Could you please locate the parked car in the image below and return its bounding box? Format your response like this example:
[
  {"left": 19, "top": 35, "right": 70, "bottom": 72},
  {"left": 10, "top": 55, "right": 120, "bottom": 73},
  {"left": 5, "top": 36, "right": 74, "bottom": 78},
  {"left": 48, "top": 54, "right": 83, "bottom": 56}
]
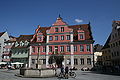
[
  {"left": 7, "top": 65, "right": 15, "bottom": 70},
  {"left": 81, "top": 67, "right": 89, "bottom": 71}
]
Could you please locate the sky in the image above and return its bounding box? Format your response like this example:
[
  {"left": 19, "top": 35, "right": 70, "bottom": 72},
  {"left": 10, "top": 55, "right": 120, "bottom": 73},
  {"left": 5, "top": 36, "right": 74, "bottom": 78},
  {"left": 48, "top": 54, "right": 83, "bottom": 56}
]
[{"left": 0, "top": 0, "right": 120, "bottom": 45}]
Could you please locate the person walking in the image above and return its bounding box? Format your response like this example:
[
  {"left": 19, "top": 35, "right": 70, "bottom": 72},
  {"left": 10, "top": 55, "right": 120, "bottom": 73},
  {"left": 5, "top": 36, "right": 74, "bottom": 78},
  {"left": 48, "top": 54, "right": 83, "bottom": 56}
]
[
  {"left": 61, "top": 65, "right": 64, "bottom": 74},
  {"left": 65, "top": 66, "right": 69, "bottom": 79}
]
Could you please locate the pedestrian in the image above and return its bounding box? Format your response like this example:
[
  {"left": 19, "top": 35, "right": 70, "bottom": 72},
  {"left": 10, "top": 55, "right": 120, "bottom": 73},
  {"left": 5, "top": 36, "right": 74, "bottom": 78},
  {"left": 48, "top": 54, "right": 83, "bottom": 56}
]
[
  {"left": 61, "top": 65, "right": 64, "bottom": 74},
  {"left": 65, "top": 66, "right": 69, "bottom": 79}
]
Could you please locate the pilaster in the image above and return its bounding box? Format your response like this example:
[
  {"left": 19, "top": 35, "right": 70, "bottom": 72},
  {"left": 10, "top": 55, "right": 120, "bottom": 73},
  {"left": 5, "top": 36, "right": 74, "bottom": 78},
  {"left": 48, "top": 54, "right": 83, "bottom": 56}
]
[
  {"left": 28, "top": 46, "right": 32, "bottom": 68},
  {"left": 70, "top": 44, "right": 74, "bottom": 68},
  {"left": 46, "top": 45, "right": 49, "bottom": 67}
]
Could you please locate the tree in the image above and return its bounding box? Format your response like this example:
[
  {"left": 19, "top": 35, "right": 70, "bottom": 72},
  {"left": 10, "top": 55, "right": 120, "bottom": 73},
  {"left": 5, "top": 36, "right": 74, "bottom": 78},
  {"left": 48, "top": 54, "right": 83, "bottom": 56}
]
[{"left": 48, "top": 51, "right": 64, "bottom": 68}]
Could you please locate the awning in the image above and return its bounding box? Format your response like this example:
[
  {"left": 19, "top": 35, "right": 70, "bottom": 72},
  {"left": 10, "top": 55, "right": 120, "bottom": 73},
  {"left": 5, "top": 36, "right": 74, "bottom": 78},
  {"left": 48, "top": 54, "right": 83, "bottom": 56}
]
[
  {"left": 11, "top": 62, "right": 24, "bottom": 64},
  {"left": 0, "top": 62, "right": 7, "bottom": 64}
]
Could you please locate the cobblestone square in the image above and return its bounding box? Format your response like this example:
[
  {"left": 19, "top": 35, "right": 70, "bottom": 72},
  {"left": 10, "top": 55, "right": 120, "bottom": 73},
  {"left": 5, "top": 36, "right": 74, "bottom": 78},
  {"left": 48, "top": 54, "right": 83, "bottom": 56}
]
[{"left": 0, "top": 69, "right": 120, "bottom": 80}]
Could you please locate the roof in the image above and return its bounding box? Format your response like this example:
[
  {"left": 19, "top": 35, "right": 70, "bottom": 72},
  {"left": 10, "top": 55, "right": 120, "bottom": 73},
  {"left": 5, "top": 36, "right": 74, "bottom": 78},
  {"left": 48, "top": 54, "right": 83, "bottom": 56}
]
[
  {"left": 102, "top": 34, "right": 111, "bottom": 50},
  {"left": 31, "top": 24, "right": 94, "bottom": 43},
  {"left": 5, "top": 40, "right": 16, "bottom": 43},
  {"left": 11, "top": 35, "right": 33, "bottom": 49},
  {"left": 16, "top": 35, "right": 33, "bottom": 42},
  {"left": 38, "top": 27, "right": 51, "bottom": 36},
  {"left": 9, "top": 35, "right": 16, "bottom": 38},
  {"left": 113, "top": 21, "right": 120, "bottom": 24},
  {"left": 31, "top": 17, "right": 94, "bottom": 43},
  {"left": 68, "top": 24, "right": 93, "bottom": 40},
  {"left": 0, "top": 32, "right": 5, "bottom": 37}
]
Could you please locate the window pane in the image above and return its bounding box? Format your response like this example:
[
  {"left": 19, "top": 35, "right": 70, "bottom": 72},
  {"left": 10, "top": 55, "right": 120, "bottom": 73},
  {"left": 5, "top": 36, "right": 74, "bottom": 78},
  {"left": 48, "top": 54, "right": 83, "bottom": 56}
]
[
  {"left": 67, "top": 46, "right": 70, "bottom": 52},
  {"left": 38, "top": 37, "right": 42, "bottom": 41},
  {"left": 87, "top": 45, "right": 91, "bottom": 52},
  {"left": 54, "top": 46, "right": 58, "bottom": 53},
  {"left": 80, "top": 58, "right": 84, "bottom": 65},
  {"left": 61, "top": 27, "right": 64, "bottom": 32},
  {"left": 60, "top": 46, "right": 64, "bottom": 52},
  {"left": 74, "top": 58, "right": 78, "bottom": 65},
  {"left": 80, "top": 45, "right": 84, "bottom": 52},
  {"left": 74, "top": 46, "right": 77, "bottom": 52},
  {"left": 55, "top": 36, "right": 58, "bottom": 40},
  {"left": 80, "top": 35, "right": 83, "bottom": 39},
  {"left": 61, "top": 36, "right": 64, "bottom": 40},
  {"left": 87, "top": 58, "right": 91, "bottom": 65},
  {"left": 55, "top": 28, "right": 59, "bottom": 32},
  {"left": 49, "top": 36, "right": 53, "bottom": 41},
  {"left": 66, "top": 35, "right": 70, "bottom": 40}
]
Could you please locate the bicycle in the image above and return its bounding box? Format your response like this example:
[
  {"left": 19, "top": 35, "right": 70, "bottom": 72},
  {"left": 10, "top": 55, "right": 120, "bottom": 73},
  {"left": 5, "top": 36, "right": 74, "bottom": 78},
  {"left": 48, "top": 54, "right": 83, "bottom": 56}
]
[
  {"left": 68, "top": 70, "right": 76, "bottom": 78},
  {"left": 58, "top": 70, "right": 76, "bottom": 79}
]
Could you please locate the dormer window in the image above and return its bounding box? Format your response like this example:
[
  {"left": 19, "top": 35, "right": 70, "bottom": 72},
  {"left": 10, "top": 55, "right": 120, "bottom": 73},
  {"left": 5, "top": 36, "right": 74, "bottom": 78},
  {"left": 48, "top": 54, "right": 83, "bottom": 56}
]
[
  {"left": 80, "top": 34, "right": 84, "bottom": 39},
  {"left": 37, "top": 34, "right": 43, "bottom": 42},
  {"left": 78, "top": 29, "right": 85, "bottom": 40},
  {"left": 15, "top": 42, "right": 19, "bottom": 47},
  {"left": 55, "top": 28, "right": 59, "bottom": 32},
  {"left": 38, "top": 36, "right": 42, "bottom": 41},
  {"left": 20, "top": 41, "right": 24, "bottom": 46},
  {"left": 25, "top": 41, "right": 29, "bottom": 45},
  {"left": 38, "top": 30, "right": 41, "bottom": 33}
]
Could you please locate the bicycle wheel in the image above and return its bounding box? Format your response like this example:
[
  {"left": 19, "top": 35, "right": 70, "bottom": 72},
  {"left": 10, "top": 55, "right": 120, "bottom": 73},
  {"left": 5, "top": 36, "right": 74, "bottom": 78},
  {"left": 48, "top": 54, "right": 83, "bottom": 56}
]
[
  {"left": 58, "top": 73, "right": 62, "bottom": 78},
  {"left": 58, "top": 73, "right": 64, "bottom": 78},
  {"left": 70, "top": 72, "right": 76, "bottom": 78}
]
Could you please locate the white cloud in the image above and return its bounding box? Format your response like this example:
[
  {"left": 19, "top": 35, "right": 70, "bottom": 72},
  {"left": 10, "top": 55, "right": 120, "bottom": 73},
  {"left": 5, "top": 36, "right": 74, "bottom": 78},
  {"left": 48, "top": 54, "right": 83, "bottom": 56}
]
[{"left": 75, "top": 19, "right": 83, "bottom": 23}]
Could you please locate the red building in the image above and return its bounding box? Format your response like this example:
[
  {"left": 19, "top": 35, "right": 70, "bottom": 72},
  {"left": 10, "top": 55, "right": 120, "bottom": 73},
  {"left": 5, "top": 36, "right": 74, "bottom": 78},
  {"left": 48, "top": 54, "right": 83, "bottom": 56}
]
[{"left": 29, "top": 16, "right": 94, "bottom": 69}]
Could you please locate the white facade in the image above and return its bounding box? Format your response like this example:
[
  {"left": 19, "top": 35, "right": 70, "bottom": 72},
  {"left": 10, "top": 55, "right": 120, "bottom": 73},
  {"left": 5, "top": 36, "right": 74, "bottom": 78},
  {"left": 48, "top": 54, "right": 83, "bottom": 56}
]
[{"left": 0, "top": 32, "right": 10, "bottom": 61}]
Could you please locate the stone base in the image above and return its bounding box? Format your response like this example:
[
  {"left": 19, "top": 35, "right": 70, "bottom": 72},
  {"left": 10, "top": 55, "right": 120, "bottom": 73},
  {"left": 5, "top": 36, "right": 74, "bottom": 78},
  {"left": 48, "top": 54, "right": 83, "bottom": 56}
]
[{"left": 20, "top": 68, "right": 56, "bottom": 78}]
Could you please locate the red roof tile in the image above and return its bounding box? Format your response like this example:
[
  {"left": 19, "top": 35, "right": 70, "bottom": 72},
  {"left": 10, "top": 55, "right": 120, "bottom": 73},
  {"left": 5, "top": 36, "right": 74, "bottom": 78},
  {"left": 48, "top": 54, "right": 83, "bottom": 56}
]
[
  {"left": 16, "top": 35, "right": 33, "bottom": 42},
  {"left": 68, "top": 24, "right": 93, "bottom": 40}
]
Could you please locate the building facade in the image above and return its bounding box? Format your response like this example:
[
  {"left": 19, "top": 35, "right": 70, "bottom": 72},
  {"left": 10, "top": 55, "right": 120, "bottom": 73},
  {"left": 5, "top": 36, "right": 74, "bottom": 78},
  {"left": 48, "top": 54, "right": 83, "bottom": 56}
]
[
  {"left": 11, "top": 35, "right": 33, "bottom": 68},
  {"left": 94, "top": 44, "right": 103, "bottom": 67},
  {"left": 2, "top": 36, "right": 16, "bottom": 63},
  {"left": 109, "top": 21, "right": 120, "bottom": 66},
  {"left": 102, "top": 21, "right": 120, "bottom": 67},
  {"left": 0, "top": 32, "right": 10, "bottom": 62},
  {"left": 29, "top": 16, "right": 94, "bottom": 69}
]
